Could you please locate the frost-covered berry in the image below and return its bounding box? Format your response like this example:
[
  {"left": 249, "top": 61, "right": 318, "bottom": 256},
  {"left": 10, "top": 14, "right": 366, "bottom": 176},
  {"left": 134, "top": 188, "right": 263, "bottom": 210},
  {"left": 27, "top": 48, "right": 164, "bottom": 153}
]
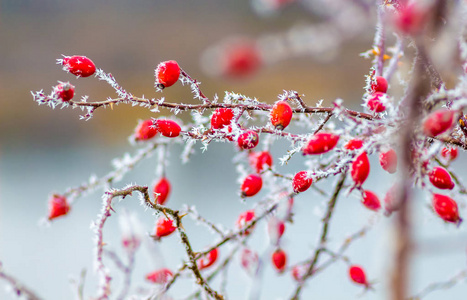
[
  {"left": 292, "top": 171, "right": 313, "bottom": 193},
  {"left": 155, "top": 60, "right": 180, "bottom": 88},
  {"left": 344, "top": 138, "right": 363, "bottom": 150},
  {"left": 155, "top": 119, "right": 181, "bottom": 138},
  {"left": 441, "top": 147, "right": 458, "bottom": 162},
  {"left": 351, "top": 152, "right": 370, "bottom": 186},
  {"left": 238, "top": 130, "right": 259, "bottom": 150},
  {"left": 361, "top": 190, "right": 381, "bottom": 211},
  {"left": 48, "top": 194, "right": 70, "bottom": 220},
  {"left": 153, "top": 177, "right": 171, "bottom": 205},
  {"left": 432, "top": 194, "right": 462, "bottom": 225},
  {"left": 292, "top": 264, "right": 308, "bottom": 282},
  {"left": 249, "top": 151, "right": 273, "bottom": 173},
  {"left": 379, "top": 148, "right": 398, "bottom": 174},
  {"left": 145, "top": 268, "right": 173, "bottom": 284},
  {"left": 267, "top": 217, "right": 285, "bottom": 245},
  {"left": 302, "top": 132, "right": 339, "bottom": 155},
  {"left": 384, "top": 184, "right": 402, "bottom": 216},
  {"left": 422, "top": 109, "right": 456, "bottom": 137},
  {"left": 236, "top": 210, "right": 256, "bottom": 235},
  {"left": 240, "top": 248, "right": 259, "bottom": 275},
  {"left": 222, "top": 42, "right": 261, "bottom": 78},
  {"left": 241, "top": 174, "right": 263, "bottom": 197},
  {"left": 349, "top": 265, "right": 371, "bottom": 289},
  {"left": 134, "top": 119, "right": 158, "bottom": 141},
  {"left": 367, "top": 92, "right": 386, "bottom": 113},
  {"left": 371, "top": 76, "right": 388, "bottom": 93},
  {"left": 270, "top": 101, "right": 293, "bottom": 130},
  {"left": 271, "top": 249, "right": 287, "bottom": 272},
  {"left": 154, "top": 217, "right": 176, "bottom": 239},
  {"left": 60, "top": 55, "right": 96, "bottom": 77},
  {"left": 211, "top": 108, "right": 234, "bottom": 130},
  {"left": 198, "top": 248, "right": 218, "bottom": 270},
  {"left": 429, "top": 167, "right": 455, "bottom": 190},
  {"left": 53, "top": 82, "right": 75, "bottom": 102}
]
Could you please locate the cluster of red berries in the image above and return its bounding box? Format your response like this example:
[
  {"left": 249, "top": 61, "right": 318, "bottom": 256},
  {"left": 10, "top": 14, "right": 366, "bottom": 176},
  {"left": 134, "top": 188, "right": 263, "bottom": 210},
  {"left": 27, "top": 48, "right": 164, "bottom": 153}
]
[{"left": 366, "top": 76, "right": 388, "bottom": 113}]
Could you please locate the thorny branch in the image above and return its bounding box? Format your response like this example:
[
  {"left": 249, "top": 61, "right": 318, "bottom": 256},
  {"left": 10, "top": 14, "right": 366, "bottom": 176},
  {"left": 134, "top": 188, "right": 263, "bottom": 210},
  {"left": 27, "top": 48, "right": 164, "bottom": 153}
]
[{"left": 0, "top": 265, "right": 43, "bottom": 300}]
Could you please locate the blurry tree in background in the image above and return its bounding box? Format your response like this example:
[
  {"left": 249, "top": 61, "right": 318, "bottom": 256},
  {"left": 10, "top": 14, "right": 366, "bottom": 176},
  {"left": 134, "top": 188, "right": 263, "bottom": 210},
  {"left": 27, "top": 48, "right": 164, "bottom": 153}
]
[{"left": 2, "top": 0, "right": 467, "bottom": 299}]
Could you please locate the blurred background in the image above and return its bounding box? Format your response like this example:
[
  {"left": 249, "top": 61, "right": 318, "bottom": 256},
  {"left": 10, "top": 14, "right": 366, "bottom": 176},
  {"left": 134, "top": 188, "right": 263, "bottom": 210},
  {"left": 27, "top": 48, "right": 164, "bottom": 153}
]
[{"left": 1, "top": 0, "right": 467, "bottom": 299}]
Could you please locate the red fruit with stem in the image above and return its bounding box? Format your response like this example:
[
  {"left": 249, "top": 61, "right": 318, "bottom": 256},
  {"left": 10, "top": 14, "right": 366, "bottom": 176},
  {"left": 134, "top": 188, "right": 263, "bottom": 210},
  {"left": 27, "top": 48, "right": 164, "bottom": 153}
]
[
  {"left": 292, "top": 171, "right": 313, "bottom": 193},
  {"left": 241, "top": 174, "right": 263, "bottom": 197},
  {"left": 429, "top": 167, "right": 455, "bottom": 190},
  {"left": 423, "top": 109, "right": 456, "bottom": 137},
  {"left": 238, "top": 130, "right": 259, "bottom": 150},
  {"left": 371, "top": 76, "right": 388, "bottom": 93},
  {"left": 362, "top": 190, "right": 381, "bottom": 211},
  {"left": 344, "top": 138, "right": 363, "bottom": 150},
  {"left": 155, "top": 60, "right": 180, "bottom": 88},
  {"left": 302, "top": 132, "right": 339, "bottom": 155},
  {"left": 379, "top": 148, "right": 398, "bottom": 174},
  {"left": 351, "top": 152, "right": 370, "bottom": 186},
  {"left": 53, "top": 82, "right": 75, "bottom": 102},
  {"left": 135, "top": 119, "right": 158, "bottom": 141},
  {"left": 441, "top": 147, "right": 458, "bottom": 161},
  {"left": 222, "top": 42, "right": 261, "bottom": 78},
  {"left": 155, "top": 119, "right": 181, "bottom": 138},
  {"left": 60, "top": 55, "right": 96, "bottom": 77},
  {"left": 271, "top": 249, "right": 287, "bottom": 272},
  {"left": 367, "top": 92, "right": 386, "bottom": 113},
  {"left": 267, "top": 217, "right": 285, "bottom": 244},
  {"left": 48, "top": 194, "right": 70, "bottom": 220},
  {"left": 145, "top": 268, "right": 173, "bottom": 284},
  {"left": 270, "top": 101, "right": 293, "bottom": 130},
  {"left": 395, "top": 3, "right": 427, "bottom": 35},
  {"left": 249, "top": 151, "right": 273, "bottom": 173},
  {"left": 153, "top": 177, "right": 171, "bottom": 205},
  {"left": 211, "top": 108, "right": 234, "bottom": 130},
  {"left": 236, "top": 210, "right": 256, "bottom": 235},
  {"left": 198, "top": 248, "right": 218, "bottom": 270},
  {"left": 240, "top": 248, "right": 259, "bottom": 275},
  {"left": 432, "top": 194, "right": 462, "bottom": 225},
  {"left": 349, "top": 265, "right": 371, "bottom": 288},
  {"left": 292, "top": 264, "right": 308, "bottom": 282},
  {"left": 154, "top": 217, "right": 176, "bottom": 239}
]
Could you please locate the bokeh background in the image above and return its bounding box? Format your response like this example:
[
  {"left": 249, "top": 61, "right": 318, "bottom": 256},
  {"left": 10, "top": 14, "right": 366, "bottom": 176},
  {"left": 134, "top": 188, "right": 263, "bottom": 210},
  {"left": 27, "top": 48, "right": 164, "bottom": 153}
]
[{"left": 1, "top": 1, "right": 467, "bottom": 299}]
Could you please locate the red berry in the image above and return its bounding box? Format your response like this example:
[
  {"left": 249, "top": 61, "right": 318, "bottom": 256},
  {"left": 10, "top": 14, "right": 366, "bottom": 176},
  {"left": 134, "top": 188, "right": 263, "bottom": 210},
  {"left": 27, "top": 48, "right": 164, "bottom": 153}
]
[
  {"left": 371, "top": 76, "right": 388, "bottom": 93},
  {"left": 292, "top": 171, "right": 313, "bottom": 193},
  {"left": 351, "top": 152, "right": 370, "bottom": 186},
  {"left": 379, "top": 148, "right": 398, "bottom": 174},
  {"left": 155, "top": 119, "right": 181, "bottom": 138},
  {"left": 367, "top": 92, "right": 386, "bottom": 113},
  {"left": 155, "top": 60, "right": 180, "bottom": 88},
  {"left": 236, "top": 210, "right": 256, "bottom": 235},
  {"left": 349, "top": 265, "right": 370, "bottom": 288},
  {"left": 270, "top": 101, "right": 293, "bottom": 130},
  {"left": 198, "top": 248, "right": 218, "bottom": 270},
  {"left": 302, "top": 132, "right": 339, "bottom": 155},
  {"left": 60, "top": 55, "right": 96, "bottom": 77},
  {"left": 237, "top": 130, "right": 259, "bottom": 150},
  {"left": 344, "top": 138, "right": 363, "bottom": 150},
  {"left": 154, "top": 217, "right": 176, "bottom": 239},
  {"left": 395, "top": 3, "right": 427, "bottom": 35},
  {"left": 48, "top": 194, "right": 70, "bottom": 220},
  {"left": 211, "top": 108, "right": 234, "bottom": 130},
  {"left": 153, "top": 177, "right": 171, "bottom": 205},
  {"left": 441, "top": 147, "right": 458, "bottom": 161},
  {"left": 241, "top": 174, "right": 263, "bottom": 197},
  {"left": 53, "top": 82, "right": 75, "bottom": 102},
  {"left": 292, "top": 264, "right": 308, "bottom": 282},
  {"left": 145, "top": 268, "right": 173, "bottom": 284},
  {"left": 361, "top": 190, "right": 381, "bottom": 211},
  {"left": 384, "top": 184, "right": 402, "bottom": 216},
  {"left": 423, "top": 109, "right": 456, "bottom": 137},
  {"left": 240, "top": 248, "right": 259, "bottom": 275},
  {"left": 267, "top": 217, "right": 285, "bottom": 244},
  {"left": 249, "top": 151, "right": 273, "bottom": 173},
  {"left": 134, "top": 119, "right": 158, "bottom": 141},
  {"left": 432, "top": 194, "right": 462, "bottom": 225},
  {"left": 429, "top": 167, "right": 455, "bottom": 190},
  {"left": 222, "top": 42, "right": 261, "bottom": 78},
  {"left": 271, "top": 249, "right": 287, "bottom": 272}
]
